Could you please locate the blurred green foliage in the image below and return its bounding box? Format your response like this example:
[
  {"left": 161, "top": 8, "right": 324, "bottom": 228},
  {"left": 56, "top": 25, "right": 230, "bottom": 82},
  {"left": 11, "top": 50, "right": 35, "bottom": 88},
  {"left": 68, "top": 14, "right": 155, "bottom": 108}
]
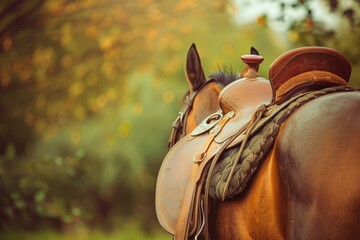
[
  {"left": 1, "top": 222, "right": 169, "bottom": 240},
  {"left": 1, "top": 0, "right": 360, "bottom": 238}
]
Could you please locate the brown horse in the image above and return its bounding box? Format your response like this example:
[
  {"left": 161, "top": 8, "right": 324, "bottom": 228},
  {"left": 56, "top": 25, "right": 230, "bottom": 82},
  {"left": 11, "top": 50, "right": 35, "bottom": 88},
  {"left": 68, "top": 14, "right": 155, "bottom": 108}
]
[{"left": 163, "top": 44, "right": 360, "bottom": 240}]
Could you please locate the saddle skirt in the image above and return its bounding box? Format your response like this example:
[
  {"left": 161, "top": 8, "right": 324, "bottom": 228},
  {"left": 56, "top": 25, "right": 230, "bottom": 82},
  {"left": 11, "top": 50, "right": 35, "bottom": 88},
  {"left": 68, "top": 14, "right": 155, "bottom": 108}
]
[{"left": 155, "top": 76, "right": 272, "bottom": 236}]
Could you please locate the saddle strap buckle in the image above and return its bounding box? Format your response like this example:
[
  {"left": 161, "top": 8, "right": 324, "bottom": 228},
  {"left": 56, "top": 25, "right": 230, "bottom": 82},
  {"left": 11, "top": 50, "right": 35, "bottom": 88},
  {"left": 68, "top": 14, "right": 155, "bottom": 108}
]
[
  {"left": 193, "top": 111, "right": 234, "bottom": 163},
  {"left": 191, "top": 111, "right": 223, "bottom": 137}
]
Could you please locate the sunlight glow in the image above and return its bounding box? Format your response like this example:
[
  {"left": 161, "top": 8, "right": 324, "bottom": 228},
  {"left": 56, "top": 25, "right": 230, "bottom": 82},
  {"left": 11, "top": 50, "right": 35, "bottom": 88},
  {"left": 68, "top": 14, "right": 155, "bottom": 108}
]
[{"left": 232, "top": 0, "right": 339, "bottom": 32}]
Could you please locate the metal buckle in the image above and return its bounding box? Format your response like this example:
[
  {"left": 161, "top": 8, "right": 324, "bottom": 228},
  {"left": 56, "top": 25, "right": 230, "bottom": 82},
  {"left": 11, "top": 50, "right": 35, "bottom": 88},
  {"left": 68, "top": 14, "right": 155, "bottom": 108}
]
[
  {"left": 178, "top": 111, "right": 185, "bottom": 123},
  {"left": 190, "top": 111, "right": 224, "bottom": 136}
]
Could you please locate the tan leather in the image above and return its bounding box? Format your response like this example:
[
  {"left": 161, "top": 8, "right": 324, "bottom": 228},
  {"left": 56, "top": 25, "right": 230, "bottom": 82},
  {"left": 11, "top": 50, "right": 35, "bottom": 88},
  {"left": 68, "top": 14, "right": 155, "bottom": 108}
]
[
  {"left": 155, "top": 76, "right": 272, "bottom": 238},
  {"left": 156, "top": 133, "right": 208, "bottom": 237},
  {"left": 274, "top": 70, "right": 349, "bottom": 102},
  {"left": 269, "top": 46, "right": 351, "bottom": 102}
]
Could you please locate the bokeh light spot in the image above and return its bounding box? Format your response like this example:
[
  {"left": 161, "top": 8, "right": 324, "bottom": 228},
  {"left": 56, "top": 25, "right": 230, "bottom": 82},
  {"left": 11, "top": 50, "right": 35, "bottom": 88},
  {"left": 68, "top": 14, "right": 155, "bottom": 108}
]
[
  {"left": 96, "top": 95, "right": 107, "bottom": 109},
  {"left": 71, "top": 131, "right": 81, "bottom": 144},
  {"left": 132, "top": 102, "right": 144, "bottom": 115},
  {"left": 69, "top": 82, "right": 84, "bottom": 96},
  {"left": 35, "top": 119, "right": 46, "bottom": 134},
  {"left": 106, "top": 88, "right": 117, "bottom": 101},
  {"left": 162, "top": 90, "right": 175, "bottom": 104},
  {"left": 118, "top": 121, "right": 132, "bottom": 137},
  {"left": 1, "top": 72, "right": 10, "bottom": 87},
  {"left": 24, "top": 113, "right": 34, "bottom": 126},
  {"left": 74, "top": 105, "right": 86, "bottom": 120},
  {"left": 2, "top": 36, "right": 12, "bottom": 51},
  {"left": 288, "top": 31, "right": 299, "bottom": 42}
]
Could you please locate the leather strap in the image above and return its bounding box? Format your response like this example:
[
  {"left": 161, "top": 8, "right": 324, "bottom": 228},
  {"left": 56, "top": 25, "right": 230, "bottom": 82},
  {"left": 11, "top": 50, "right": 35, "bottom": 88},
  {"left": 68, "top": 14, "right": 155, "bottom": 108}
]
[
  {"left": 173, "top": 111, "right": 234, "bottom": 240},
  {"left": 169, "top": 79, "right": 216, "bottom": 148}
]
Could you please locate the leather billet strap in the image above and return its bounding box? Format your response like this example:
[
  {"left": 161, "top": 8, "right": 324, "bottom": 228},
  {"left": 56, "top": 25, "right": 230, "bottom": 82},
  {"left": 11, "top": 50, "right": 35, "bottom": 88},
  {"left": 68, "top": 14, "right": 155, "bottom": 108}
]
[
  {"left": 168, "top": 79, "right": 216, "bottom": 148},
  {"left": 168, "top": 92, "right": 196, "bottom": 148}
]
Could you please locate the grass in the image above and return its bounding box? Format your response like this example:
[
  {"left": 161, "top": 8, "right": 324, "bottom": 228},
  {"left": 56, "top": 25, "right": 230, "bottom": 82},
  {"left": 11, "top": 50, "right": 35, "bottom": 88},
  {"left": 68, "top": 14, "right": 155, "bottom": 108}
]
[{"left": 0, "top": 223, "right": 170, "bottom": 240}]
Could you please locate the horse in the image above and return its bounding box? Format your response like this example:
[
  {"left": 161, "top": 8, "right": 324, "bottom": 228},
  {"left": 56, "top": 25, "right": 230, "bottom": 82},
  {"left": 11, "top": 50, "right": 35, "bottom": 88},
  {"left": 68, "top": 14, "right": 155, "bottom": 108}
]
[{"left": 157, "top": 43, "right": 360, "bottom": 240}]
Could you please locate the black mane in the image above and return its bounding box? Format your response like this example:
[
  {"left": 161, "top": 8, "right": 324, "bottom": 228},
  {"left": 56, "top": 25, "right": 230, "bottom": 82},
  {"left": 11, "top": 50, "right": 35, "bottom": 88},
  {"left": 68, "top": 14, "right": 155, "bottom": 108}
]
[
  {"left": 209, "top": 66, "right": 239, "bottom": 86},
  {"left": 182, "top": 66, "right": 239, "bottom": 100}
]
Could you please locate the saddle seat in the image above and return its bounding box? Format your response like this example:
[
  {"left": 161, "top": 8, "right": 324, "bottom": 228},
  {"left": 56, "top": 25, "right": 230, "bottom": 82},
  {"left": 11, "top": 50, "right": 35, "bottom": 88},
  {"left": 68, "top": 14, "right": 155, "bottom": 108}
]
[{"left": 211, "top": 77, "right": 272, "bottom": 143}]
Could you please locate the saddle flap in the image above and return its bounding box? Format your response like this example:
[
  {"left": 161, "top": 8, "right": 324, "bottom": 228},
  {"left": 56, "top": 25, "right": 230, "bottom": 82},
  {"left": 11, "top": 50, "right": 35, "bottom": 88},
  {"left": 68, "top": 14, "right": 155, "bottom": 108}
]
[
  {"left": 155, "top": 133, "right": 209, "bottom": 236},
  {"left": 214, "top": 77, "right": 272, "bottom": 143},
  {"left": 269, "top": 46, "right": 351, "bottom": 102}
]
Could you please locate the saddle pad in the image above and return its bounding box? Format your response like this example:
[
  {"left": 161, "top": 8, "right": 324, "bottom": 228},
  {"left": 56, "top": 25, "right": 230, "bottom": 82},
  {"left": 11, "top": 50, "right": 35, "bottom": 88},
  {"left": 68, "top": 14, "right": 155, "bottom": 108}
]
[{"left": 209, "top": 86, "right": 359, "bottom": 200}]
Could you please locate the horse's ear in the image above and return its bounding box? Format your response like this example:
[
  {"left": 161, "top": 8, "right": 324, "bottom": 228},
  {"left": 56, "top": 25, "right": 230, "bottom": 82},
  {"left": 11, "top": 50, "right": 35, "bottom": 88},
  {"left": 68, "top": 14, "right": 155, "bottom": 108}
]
[
  {"left": 250, "top": 46, "right": 260, "bottom": 55},
  {"left": 186, "top": 43, "right": 206, "bottom": 92}
]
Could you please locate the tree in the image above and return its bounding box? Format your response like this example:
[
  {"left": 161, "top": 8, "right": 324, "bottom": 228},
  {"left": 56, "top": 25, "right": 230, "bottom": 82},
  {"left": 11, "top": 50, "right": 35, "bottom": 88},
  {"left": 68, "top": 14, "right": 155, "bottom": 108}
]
[{"left": 1, "top": 0, "right": 255, "bottom": 232}]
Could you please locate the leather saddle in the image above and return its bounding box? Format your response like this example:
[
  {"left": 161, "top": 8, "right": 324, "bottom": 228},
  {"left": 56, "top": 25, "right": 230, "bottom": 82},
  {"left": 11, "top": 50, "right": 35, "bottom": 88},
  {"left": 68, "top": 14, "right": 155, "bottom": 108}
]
[
  {"left": 155, "top": 46, "right": 351, "bottom": 239},
  {"left": 156, "top": 59, "right": 273, "bottom": 238}
]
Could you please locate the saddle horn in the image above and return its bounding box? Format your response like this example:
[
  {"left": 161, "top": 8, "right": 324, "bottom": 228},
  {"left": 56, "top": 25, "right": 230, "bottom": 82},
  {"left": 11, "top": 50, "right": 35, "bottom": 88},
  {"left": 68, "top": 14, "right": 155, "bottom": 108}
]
[{"left": 240, "top": 47, "right": 264, "bottom": 78}]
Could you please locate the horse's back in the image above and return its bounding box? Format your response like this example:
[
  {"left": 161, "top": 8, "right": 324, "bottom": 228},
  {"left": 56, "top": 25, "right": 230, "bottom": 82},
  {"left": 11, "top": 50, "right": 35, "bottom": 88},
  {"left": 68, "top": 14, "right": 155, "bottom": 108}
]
[{"left": 276, "top": 91, "right": 360, "bottom": 239}]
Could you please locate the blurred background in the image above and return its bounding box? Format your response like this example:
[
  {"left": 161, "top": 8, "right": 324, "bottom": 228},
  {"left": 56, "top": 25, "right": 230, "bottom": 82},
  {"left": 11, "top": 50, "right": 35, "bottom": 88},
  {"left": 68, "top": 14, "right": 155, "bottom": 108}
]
[{"left": 1, "top": 0, "right": 360, "bottom": 239}]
